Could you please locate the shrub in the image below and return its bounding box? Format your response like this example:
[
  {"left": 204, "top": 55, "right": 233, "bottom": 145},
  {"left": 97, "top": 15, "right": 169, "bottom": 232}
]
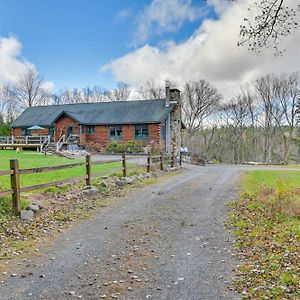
[
  {"left": 147, "top": 141, "right": 162, "bottom": 155},
  {"left": 106, "top": 141, "right": 144, "bottom": 154},
  {"left": 85, "top": 142, "right": 102, "bottom": 153}
]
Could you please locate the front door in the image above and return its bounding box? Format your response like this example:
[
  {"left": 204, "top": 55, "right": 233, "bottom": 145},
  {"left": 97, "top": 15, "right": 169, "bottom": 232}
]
[
  {"left": 48, "top": 127, "right": 55, "bottom": 141},
  {"left": 67, "top": 126, "right": 74, "bottom": 137}
]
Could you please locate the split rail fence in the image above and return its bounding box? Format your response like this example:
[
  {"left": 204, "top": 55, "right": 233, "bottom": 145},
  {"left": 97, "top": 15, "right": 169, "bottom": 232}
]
[{"left": 0, "top": 153, "right": 182, "bottom": 216}]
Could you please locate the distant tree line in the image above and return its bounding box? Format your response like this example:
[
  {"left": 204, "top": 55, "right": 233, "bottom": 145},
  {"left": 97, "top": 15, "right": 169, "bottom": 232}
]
[
  {"left": 0, "top": 67, "right": 300, "bottom": 164},
  {"left": 186, "top": 72, "right": 300, "bottom": 164}
]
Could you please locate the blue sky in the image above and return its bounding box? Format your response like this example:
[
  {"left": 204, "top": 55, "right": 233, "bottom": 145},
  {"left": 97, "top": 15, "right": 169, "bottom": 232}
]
[
  {"left": 0, "top": 0, "right": 212, "bottom": 91},
  {"left": 2, "top": 0, "right": 297, "bottom": 97}
]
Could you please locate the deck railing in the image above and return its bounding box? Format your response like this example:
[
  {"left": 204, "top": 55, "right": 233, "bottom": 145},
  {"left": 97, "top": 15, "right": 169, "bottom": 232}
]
[
  {"left": 56, "top": 135, "right": 65, "bottom": 152},
  {"left": 0, "top": 135, "right": 50, "bottom": 145}
]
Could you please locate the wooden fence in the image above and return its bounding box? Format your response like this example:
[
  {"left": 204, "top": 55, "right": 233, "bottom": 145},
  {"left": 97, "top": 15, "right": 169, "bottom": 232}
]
[{"left": 0, "top": 153, "right": 182, "bottom": 216}]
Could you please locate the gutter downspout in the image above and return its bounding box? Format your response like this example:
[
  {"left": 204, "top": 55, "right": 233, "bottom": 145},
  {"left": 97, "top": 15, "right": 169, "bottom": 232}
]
[{"left": 166, "top": 113, "right": 171, "bottom": 154}]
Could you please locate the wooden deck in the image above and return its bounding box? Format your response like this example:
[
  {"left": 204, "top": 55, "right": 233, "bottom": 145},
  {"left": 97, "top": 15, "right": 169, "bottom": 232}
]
[
  {"left": 0, "top": 144, "right": 42, "bottom": 149},
  {"left": 0, "top": 135, "right": 51, "bottom": 151}
]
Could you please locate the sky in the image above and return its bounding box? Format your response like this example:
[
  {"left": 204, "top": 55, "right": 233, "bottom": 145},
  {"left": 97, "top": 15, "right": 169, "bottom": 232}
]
[{"left": 0, "top": 0, "right": 300, "bottom": 97}]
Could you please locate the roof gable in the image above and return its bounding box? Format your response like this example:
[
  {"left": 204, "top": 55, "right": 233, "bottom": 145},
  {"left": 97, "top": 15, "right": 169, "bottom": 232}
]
[{"left": 10, "top": 99, "right": 177, "bottom": 128}]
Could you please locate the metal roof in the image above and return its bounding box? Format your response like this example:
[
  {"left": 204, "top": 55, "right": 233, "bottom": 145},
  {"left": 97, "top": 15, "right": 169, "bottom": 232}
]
[{"left": 10, "top": 99, "right": 176, "bottom": 128}]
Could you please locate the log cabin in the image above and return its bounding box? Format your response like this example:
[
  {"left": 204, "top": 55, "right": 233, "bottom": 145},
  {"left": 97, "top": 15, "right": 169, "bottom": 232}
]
[{"left": 9, "top": 86, "right": 183, "bottom": 154}]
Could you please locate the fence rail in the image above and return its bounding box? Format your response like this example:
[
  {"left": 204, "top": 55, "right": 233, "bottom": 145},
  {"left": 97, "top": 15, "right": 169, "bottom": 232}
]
[{"left": 0, "top": 153, "right": 182, "bottom": 216}]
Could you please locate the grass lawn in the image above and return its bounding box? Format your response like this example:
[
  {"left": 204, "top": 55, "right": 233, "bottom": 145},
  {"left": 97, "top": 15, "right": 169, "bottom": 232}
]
[
  {"left": 0, "top": 150, "right": 123, "bottom": 192},
  {"left": 230, "top": 170, "right": 300, "bottom": 299}
]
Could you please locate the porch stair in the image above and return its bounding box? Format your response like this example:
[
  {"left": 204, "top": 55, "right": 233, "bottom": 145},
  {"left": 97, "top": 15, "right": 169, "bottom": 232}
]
[{"left": 44, "top": 142, "right": 73, "bottom": 159}]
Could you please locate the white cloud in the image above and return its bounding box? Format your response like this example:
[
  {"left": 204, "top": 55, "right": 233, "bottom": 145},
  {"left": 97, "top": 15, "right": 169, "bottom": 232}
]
[
  {"left": 134, "top": 0, "right": 206, "bottom": 45},
  {"left": 0, "top": 36, "right": 34, "bottom": 86},
  {"left": 0, "top": 36, "right": 54, "bottom": 91},
  {"left": 103, "top": 0, "right": 300, "bottom": 99}
]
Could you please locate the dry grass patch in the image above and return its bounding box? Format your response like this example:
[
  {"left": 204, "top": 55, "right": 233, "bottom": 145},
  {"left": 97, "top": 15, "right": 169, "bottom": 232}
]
[{"left": 229, "top": 170, "right": 300, "bottom": 299}]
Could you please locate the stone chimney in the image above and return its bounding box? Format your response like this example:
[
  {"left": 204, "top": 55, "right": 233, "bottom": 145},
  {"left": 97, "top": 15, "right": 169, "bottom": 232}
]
[
  {"left": 165, "top": 82, "right": 170, "bottom": 107},
  {"left": 170, "top": 88, "right": 181, "bottom": 103}
]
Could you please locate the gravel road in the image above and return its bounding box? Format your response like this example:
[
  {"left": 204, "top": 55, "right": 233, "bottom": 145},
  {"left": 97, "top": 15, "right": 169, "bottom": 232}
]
[{"left": 1, "top": 164, "right": 291, "bottom": 300}]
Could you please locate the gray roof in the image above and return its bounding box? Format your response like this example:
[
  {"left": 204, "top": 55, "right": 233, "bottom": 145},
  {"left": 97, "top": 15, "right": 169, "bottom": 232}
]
[{"left": 10, "top": 99, "right": 176, "bottom": 128}]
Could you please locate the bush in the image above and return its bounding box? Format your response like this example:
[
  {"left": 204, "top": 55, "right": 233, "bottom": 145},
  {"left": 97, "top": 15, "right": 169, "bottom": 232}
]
[
  {"left": 84, "top": 142, "right": 102, "bottom": 153},
  {"left": 147, "top": 141, "right": 162, "bottom": 155},
  {"left": 106, "top": 141, "right": 144, "bottom": 154}
]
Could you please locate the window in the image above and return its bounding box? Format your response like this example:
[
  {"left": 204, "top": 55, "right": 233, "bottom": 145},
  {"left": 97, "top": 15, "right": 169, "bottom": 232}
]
[
  {"left": 134, "top": 124, "right": 149, "bottom": 140},
  {"left": 109, "top": 125, "right": 122, "bottom": 140},
  {"left": 86, "top": 126, "right": 95, "bottom": 134}
]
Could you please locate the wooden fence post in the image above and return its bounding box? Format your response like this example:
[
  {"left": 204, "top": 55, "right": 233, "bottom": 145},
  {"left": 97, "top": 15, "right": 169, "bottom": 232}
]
[
  {"left": 122, "top": 153, "right": 127, "bottom": 177},
  {"left": 86, "top": 155, "right": 91, "bottom": 186},
  {"left": 171, "top": 152, "right": 175, "bottom": 168},
  {"left": 147, "top": 152, "right": 151, "bottom": 173},
  {"left": 10, "top": 159, "right": 21, "bottom": 216},
  {"left": 160, "top": 152, "right": 163, "bottom": 171}
]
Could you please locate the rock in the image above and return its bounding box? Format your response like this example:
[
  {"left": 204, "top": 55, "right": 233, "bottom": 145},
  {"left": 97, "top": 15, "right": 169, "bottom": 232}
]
[
  {"left": 11, "top": 273, "right": 18, "bottom": 277},
  {"left": 35, "top": 201, "right": 45, "bottom": 209},
  {"left": 144, "top": 173, "right": 151, "bottom": 178},
  {"left": 99, "top": 181, "right": 108, "bottom": 188},
  {"left": 115, "top": 179, "right": 125, "bottom": 187},
  {"left": 20, "top": 210, "right": 34, "bottom": 221},
  {"left": 28, "top": 204, "right": 40, "bottom": 213},
  {"left": 123, "top": 177, "right": 134, "bottom": 185},
  {"left": 82, "top": 186, "right": 99, "bottom": 195}
]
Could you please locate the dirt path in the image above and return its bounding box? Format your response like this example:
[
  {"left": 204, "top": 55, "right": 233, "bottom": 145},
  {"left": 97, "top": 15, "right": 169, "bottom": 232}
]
[{"left": 0, "top": 165, "right": 243, "bottom": 300}]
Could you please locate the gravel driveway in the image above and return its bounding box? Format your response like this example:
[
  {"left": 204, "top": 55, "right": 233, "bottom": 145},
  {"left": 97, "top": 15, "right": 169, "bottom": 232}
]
[{"left": 1, "top": 164, "right": 290, "bottom": 300}]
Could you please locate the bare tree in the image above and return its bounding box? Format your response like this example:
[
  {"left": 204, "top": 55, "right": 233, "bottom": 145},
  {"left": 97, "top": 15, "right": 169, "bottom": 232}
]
[
  {"left": 239, "top": 0, "right": 299, "bottom": 54},
  {"left": 92, "top": 85, "right": 109, "bottom": 102},
  {"left": 182, "top": 80, "right": 221, "bottom": 135},
  {"left": 222, "top": 94, "right": 251, "bottom": 163},
  {"left": 138, "top": 79, "right": 178, "bottom": 100},
  {"left": 255, "top": 74, "right": 277, "bottom": 163},
  {"left": 273, "top": 72, "right": 300, "bottom": 163},
  {"left": 0, "top": 85, "right": 17, "bottom": 123},
  {"left": 138, "top": 80, "right": 165, "bottom": 99},
  {"left": 105, "top": 82, "right": 131, "bottom": 101},
  {"left": 15, "top": 69, "right": 47, "bottom": 109}
]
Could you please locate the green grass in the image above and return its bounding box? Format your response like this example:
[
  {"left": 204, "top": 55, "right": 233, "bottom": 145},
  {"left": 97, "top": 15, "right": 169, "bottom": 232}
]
[
  {"left": 241, "top": 170, "right": 300, "bottom": 194},
  {"left": 229, "top": 170, "right": 300, "bottom": 299},
  {"left": 0, "top": 150, "right": 122, "bottom": 192}
]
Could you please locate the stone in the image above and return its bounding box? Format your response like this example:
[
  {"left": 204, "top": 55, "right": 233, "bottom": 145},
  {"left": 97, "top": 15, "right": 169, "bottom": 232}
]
[
  {"left": 115, "top": 179, "right": 125, "bottom": 187},
  {"left": 99, "top": 181, "right": 108, "bottom": 188},
  {"left": 20, "top": 210, "right": 34, "bottom": 221},
  {"left": 35, "top": 201, "right": 45, "bottom": 209},
  {"left": 28, "top": 204, "right": 40, "bottom": 213},
  {"left": 122, "top": 177, "right": 134, "bottom": 185},
  {"left": 82, "top": 186, "right": 99, "bottom": 195}
]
